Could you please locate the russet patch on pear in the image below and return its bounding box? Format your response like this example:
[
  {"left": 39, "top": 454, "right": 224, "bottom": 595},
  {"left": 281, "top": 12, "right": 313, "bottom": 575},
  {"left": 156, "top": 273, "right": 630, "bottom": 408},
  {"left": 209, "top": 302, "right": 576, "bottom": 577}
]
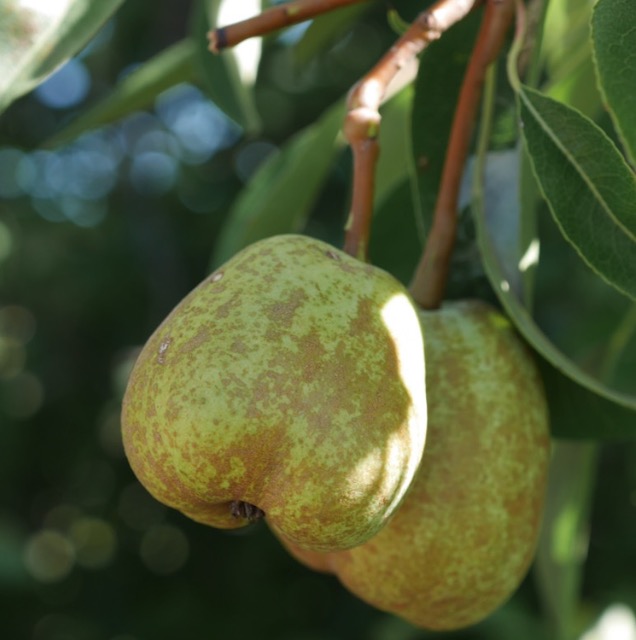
[
  {"left": 121, "top": 234, "right": 428, "bottom": 552},
  {"left": 280, "top": 300, "right": 551, "bottom": 629}
]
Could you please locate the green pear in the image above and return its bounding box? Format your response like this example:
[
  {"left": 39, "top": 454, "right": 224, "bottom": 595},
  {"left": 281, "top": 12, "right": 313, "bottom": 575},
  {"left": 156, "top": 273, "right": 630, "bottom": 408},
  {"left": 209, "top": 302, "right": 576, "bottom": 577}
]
[
  {"left": 280, "top": 300, "right": 550, "bottom": 629},
  {"left": 121, "top": 234, "right": 427, "bottom": 552}
]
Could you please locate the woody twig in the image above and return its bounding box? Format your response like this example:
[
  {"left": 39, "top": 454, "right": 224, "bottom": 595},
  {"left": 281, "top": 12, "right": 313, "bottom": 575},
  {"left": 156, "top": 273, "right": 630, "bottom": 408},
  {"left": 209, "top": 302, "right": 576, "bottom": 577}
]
[
  {"left": 208, "top": 0, "right": 369, "bottom": 53},
  {"left": 342, "top": 0, "right": 482, "bottom": 260},
  {"left": 207, "top": 0, "right": 513, "bottom": 273},
  {"left": 408, "top": 0, "right": 515, "bottom": 309}
]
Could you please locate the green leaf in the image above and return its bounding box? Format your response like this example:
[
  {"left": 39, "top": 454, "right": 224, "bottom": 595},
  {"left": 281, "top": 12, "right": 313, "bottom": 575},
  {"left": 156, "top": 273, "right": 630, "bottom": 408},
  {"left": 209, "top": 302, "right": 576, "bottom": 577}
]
[
  {"left": 190, "top": 0, "right": 261, "bottom": 133},
  {"left": 472, "top": 147, "right": 636, "bottom": 438},
  {"left": 0, "top": 0, "right": 124, "bottom": 116},
  {"left": 601, "top": 303, "right": 636, "bottom": 391},
  {"left": 592, "top": 0, "right": 636, "bottom": 165},
  {"left": 369, "top": 178, "right": 421, "bottom": 286},
  {"left": 411, "top": 10, "right": 482, "bottom": 236},
  {"left": 292, "top": 3, "right": 369, "bottom": 66},
  {"left": 540, "top": 0, "right": 602, "bottom": 119},
  {"left": 211, "top": 99, "right": 345, "bottom": 266},
  {"left": 519, "top": 86, "right": 636, "bottom": 301},
  {"left": 46, "top": 39, "right": 197, "bottom": 148},
  {"left": 534, "top": 442, "right": 598, "bottom": 640},
  {"left": 537, "top": 358, "right": 636, "bottom": 439},
  {"left": 476, "top": 54, "right": 636, "bottom": 438},
  {"left": 374, "top": 86, "right": 414, "bottom": 209}
]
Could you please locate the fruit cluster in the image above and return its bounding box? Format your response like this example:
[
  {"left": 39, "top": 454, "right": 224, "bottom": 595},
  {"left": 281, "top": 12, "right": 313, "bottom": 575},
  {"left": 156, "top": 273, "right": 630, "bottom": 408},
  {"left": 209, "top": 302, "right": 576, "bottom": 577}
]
[{"left": 121, "top": 234, "right": 550, "bottom": 631}]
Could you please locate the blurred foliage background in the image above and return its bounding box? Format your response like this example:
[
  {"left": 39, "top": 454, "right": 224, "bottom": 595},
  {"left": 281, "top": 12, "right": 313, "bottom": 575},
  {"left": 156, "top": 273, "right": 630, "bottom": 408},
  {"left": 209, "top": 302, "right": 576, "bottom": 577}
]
[{"left": 0, "top": 1, "right": 635, "bottom": 639}]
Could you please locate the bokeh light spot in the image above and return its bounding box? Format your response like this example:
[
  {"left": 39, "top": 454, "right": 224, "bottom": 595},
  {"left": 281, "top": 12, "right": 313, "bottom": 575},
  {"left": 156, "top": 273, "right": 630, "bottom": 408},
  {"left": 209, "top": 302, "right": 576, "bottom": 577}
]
[
  {"left": 0, "top": 336, "right": 26, "bottom": 379},
  {"left": 0, "top": 148, "right": 26, "bottom": 198},
  {"left": 69, "top": 517, "right": 117, "bottom": 570},
  {"left": 31, "top": 197, "right": 65, "bottom": 223},
  {"left": 134, "top": 129, "right": 181, "bottom": 158},
  {"left": 60, "top": 197, "right": 107, "bottom": 228},
  {"left": 24, "top": 530, "right": 74, "bottom": 583},
  {"left": 19, "top": 151, "right": 58, "bottom": 199},
  {"left": 44, "top": 504, "right": 82, "bottom": 532},
  {"left": 35, "top": 58, "right": 91, "bottom": 110},
  {"left": 233, "top": 141, "right": 278, "bottom": 183},
  {"left": 120, "top": 112, "right": 162, "bottom": 152},
  {"left": 66, "top": 150, "right": 118, "bottom": 200},
  {"left": 0, "top": 305, "right": 37, "bottom": 343},
  {"left": 139, "top": 524, "right": 189, "bottom": 575},
  {"left": 1, "top": 371, "right": 44, "bottom": 418},
  {"left": 156, "top": 84, "right": 241, "bottom": 164},
  {"left": 129, "top": 151, "right": 178, "bottom": 195}
]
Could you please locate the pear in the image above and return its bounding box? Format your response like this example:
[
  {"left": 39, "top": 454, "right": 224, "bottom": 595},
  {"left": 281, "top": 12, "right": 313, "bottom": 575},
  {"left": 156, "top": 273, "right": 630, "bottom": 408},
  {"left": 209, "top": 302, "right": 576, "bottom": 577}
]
[
  {"left": 121, "top": 234, "right": 427, "bottom": 552},
  {"left": 280, "top": 300, "right": 550, "bottom": 629}
]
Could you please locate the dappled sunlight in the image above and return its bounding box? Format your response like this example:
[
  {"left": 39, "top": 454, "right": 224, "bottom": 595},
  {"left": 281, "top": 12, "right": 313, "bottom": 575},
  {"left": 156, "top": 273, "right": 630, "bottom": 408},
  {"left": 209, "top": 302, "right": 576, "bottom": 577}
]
[
  {"left": 217, "top": 0, "right": 262, "bottom": 85},
  {"left": 581, "top": 604, "right": 636, "bottom": 640},
  {"left": 0, "top": 80, "right": 241, "bottom": 226},
  {"left": 368, "top": 291, "right": 428, "bottom": 512},
  {"left": 15, "top": 0, "right": 72, "bottom": 20},
  {"left": 380, "top": 292, "right": 427, "bottom": 426},
  {"left": 519, "top": 238, "right": 541, "bottom": 273},
  {"left": 346, "top": 427, "right": 421, "bottom": 517},
  {"left": 1, "top": 0, "right": 631, "bottom": 636},
  {"left": 380, "top": 293, "right": 426, "bottom": 394}
]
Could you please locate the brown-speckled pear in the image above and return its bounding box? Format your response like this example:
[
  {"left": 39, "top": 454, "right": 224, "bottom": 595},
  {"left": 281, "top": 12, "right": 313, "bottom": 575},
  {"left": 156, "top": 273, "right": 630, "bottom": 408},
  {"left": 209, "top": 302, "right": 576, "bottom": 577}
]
[
  {"left": 281, "top": 300, "right": 550, "bottom": 629},
  {"left": 121, "top": 234, "right": 427, "bottom": 553}
]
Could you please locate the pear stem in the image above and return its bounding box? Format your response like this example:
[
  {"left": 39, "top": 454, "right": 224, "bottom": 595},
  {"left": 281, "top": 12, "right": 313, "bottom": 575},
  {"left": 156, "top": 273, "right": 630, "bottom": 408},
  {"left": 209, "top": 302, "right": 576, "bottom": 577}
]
[
  {"left": 341, "top": 0, "right": 482, "bottom": 261},
  {"left": 408, "top": 0, "right": 515, "bottom": 310},
  {"left": 207, "top": 0, "right": 369, "bottom": 53}
]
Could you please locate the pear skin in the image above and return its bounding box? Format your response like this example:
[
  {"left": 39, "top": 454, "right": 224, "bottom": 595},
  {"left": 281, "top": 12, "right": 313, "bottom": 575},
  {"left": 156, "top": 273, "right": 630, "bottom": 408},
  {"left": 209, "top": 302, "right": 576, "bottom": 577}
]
[
  {"left": 281, "top": 300, "right": 550, "bottom": 628},
  {"left": 121, "top": 234, "right": 427, "bottom": 552}
]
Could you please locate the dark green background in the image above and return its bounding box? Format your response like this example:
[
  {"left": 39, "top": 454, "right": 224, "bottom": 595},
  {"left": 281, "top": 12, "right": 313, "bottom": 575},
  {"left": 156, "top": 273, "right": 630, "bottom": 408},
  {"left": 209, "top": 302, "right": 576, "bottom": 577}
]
[{"left": 1, "top": 1, "right": 635, "bottom": 639}]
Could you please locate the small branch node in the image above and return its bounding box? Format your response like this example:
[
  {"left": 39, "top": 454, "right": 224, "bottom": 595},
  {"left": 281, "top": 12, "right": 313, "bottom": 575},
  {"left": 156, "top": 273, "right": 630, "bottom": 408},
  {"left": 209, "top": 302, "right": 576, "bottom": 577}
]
[
  {"left": 409, "top": 0, "right": 515, "bottom": 309},
  {"left": 343, "top": 108, "right": 381, "bottom": 143},
  {"left": 207, "top": 0, "right": 369, "bottom": 52}
]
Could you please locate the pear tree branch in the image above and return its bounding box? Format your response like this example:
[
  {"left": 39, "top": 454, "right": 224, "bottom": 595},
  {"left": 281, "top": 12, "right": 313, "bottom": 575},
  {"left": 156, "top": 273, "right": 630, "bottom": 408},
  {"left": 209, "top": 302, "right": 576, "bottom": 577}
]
[
  {"left": 343, "top": 0, "right": 482, "bottom": 260},
  {"left": 408, "top": 0, "right": 516, "bottom": 309},
  {"left": 208, "top": 0, "right": 369, "bottom": 53}
]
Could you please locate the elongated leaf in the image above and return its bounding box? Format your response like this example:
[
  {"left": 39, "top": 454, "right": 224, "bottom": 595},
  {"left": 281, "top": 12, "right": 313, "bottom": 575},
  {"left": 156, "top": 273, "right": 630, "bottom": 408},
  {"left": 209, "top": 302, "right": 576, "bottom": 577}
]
[
  {"left": 473, "top": 65, "right": 636, "bottom": 438},
  {"left": 472, "top": 150, "right": 636, "bottom": 438},
  {"left": 292, "top": 3, "right": 368, "bottom": 66},
  {"left": 534, "top": 442, "right": 598, "bottom": 639},
  {"left": 537, "top": 357, "right": 636, "bottom": 439},
  {"left": 592, "top": 0, "right": 636, "bottom": 165},
  {"left": 190, "top": 0, "right": 261, "bottom": 133},
  {"left": 0, "top": 0, "right": 124, "bottom": 115},
  {"left": 411, "top": 10, "right": 482, "bottom": 235},
  {"left": 370, "top": 178, "right": 421, "bottom": 286},
  {"left": 541, "top": 0, "right": 602, "bottom": 119},
  {"left": 46, "top": 39, "right": 196, "bottom": 148},
  {"left": 374, "top": 86, "right": 414, "bottom": 209},
  {"left": 519, "top": 86, "right": 636, "bottom": 301},
  {"left": 211, "top": 100, "right": 345, "bottom": 266}
]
